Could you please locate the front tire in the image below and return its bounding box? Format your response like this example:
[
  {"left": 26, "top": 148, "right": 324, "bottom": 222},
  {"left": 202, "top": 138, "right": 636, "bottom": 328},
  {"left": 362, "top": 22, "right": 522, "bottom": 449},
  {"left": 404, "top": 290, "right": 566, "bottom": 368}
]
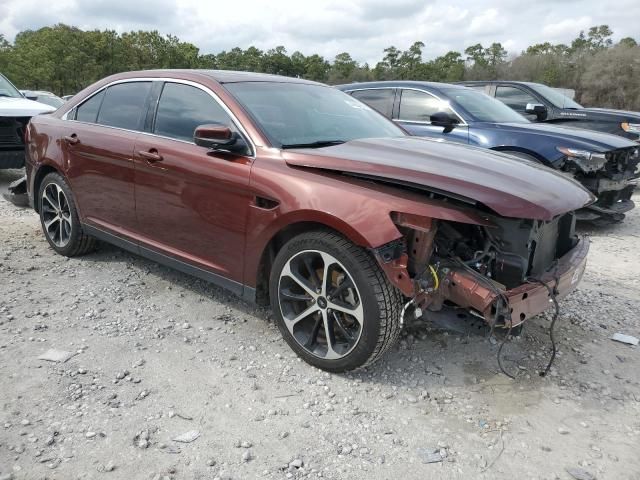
[
  {"left": 38, "top": 172, "right": 95, "bottom": 257},
  {"left": 269, "top": 230, "right": 403, "bottom": 372}
]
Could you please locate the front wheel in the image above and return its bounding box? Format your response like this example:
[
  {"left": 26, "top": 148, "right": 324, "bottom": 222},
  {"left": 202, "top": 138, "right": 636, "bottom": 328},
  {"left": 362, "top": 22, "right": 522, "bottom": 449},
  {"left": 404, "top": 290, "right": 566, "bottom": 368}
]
[
  {"left": 269, "top": 230, "right": 403, "bottom": 372},
  {"left": 38, "top": 172, "right": 95, "bottom": 257}
]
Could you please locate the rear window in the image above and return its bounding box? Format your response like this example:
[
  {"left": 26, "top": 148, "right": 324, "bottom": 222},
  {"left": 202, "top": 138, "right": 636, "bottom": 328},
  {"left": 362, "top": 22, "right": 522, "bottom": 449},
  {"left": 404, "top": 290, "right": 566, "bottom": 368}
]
[{"left": 96, "top": 82, "right": 151, "bottom": 131}]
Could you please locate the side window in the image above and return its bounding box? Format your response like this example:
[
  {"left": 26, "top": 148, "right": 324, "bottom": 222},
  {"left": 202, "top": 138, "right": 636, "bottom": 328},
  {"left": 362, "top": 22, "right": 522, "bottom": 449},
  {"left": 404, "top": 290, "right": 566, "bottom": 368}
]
[
  {"left": 75, "top": 89, "right": 106, "bottom": 123},
  {"left": 97, "top": 82, "right": 152, "bottom": 131},
  {"left": 350, "top": 89, "right": 395, "bottom": 117},
  {"left": 399, "top": 89, "right": 454, "bottom": 122},
  {"left": 495, "top": 86, "right": 539, "bottom": 113},
  {"left": 153, "top": 83, "right": 234, "bottom": 143}
]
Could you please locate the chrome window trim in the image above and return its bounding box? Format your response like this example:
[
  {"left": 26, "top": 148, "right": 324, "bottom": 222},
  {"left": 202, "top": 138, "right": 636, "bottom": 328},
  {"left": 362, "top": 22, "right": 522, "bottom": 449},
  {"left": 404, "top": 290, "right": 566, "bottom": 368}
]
[
  {"left": 343, "top": 86, "right": 468, "bottom": 126},
  {"left": 61, "top": 77, "right": 256, "bottom": 158}
]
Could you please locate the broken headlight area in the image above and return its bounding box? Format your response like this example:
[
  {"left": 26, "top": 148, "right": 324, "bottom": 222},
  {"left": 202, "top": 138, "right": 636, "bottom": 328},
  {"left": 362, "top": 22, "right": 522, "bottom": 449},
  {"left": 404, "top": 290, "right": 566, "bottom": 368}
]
[
  {"left": 382, "top": 211, "right": 587, "bottom": 330},
  {"left": 557, "top": 147, "right": 608, "bottom": 173},
  {"left": 561, "top": 146, "right": 639, "bottom": 222}
]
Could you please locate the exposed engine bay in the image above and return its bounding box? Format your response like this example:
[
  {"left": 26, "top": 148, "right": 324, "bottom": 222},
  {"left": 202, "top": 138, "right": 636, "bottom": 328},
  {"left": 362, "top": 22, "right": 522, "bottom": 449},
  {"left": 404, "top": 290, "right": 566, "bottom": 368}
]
[{"left": 382, "top": 209, "right": 587, "bottom": 331}]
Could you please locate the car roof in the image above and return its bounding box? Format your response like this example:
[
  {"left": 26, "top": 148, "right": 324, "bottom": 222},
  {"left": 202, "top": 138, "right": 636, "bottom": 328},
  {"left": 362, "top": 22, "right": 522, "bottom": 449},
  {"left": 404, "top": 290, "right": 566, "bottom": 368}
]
[
  {"left": 458, "top": 80, "right": 542, "bottom": 87},
  {"left": 110, "top": 69, "right": 322, "bottom": 85},
  {"left": 336, "top": 80, "right": 468, "bottom": 91}
]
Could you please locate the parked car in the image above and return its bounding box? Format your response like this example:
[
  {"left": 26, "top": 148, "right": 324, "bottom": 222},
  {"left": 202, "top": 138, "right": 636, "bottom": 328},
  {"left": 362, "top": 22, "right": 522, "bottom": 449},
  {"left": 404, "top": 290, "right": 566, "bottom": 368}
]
[
  {"left": 0, "top": 73, "right": 55, "bottom": 169},
  {"left": 337, "top": 81, "right": 640, "bottom": 224},
  {"left": 26, "top": 70, "right": 592, "bottom": 371},
  {"left": 458, "top": 80, "right": 640, "bottom": 142},
  {"left": 21, "top": 90, "right": 66, "bottom": 109}
]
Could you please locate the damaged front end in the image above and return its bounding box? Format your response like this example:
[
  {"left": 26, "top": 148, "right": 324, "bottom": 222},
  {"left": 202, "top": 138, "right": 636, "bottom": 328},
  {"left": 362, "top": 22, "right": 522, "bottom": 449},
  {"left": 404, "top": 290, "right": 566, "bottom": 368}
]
[
  {"left": 559, "top": 146, "right": 640, "bottom": 223},
  {"left": 374, "top": 210, "right": 588, "bottom": 330}
]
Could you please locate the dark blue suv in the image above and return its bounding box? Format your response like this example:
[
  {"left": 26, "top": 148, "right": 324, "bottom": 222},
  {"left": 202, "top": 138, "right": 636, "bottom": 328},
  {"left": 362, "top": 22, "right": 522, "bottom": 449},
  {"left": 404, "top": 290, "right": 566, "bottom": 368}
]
[{"left": 337, "top": 81, "right": 639, "bottom": 223}]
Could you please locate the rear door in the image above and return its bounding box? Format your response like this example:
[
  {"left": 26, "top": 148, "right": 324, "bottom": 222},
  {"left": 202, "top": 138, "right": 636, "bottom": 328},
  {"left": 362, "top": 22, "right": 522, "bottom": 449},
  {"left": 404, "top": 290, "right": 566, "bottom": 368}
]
[
  {"left": 349, "top": 88, "right": 396, "bottom": 118},
  {"left": 64, "top": 81, "right": 152, "bottom": 233},
  {"left": 395, "top": 89, "right": 469, "bottom": 144},
  {"left": 132, "top": 81, "right": 254, "bottom": 285}
]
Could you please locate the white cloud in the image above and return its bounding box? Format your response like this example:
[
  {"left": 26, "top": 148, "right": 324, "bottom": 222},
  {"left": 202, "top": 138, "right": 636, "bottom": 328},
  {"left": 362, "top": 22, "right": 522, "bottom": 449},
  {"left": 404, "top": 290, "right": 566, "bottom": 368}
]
[
  {"left": 1, "top": 0, "right": 639, "bottom": 64},
  {"left": 542, "top": 16, "right": 593, "bottom": 41}
]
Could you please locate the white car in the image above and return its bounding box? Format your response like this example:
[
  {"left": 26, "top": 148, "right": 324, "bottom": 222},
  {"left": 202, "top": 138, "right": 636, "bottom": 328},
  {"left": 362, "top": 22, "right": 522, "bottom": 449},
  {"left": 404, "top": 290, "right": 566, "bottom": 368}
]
[{"left": 1, "top": 73, "right": 55, "bottom": 169}]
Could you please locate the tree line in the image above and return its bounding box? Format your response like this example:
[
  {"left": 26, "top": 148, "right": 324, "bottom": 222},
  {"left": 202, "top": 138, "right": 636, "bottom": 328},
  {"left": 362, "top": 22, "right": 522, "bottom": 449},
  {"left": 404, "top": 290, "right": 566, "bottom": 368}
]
[{"left": 1, "top": 23, "right": 638, "bottom": 110}]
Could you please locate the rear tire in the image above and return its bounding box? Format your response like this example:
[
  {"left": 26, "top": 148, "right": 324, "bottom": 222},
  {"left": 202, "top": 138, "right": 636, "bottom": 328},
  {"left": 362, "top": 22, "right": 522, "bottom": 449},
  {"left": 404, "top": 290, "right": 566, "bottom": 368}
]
[
  {"left": 38, "top": 172, "right": 95, "bottom": 257},
  {"left": 269, "top": 230, "right": 403, "bottom": 372}
]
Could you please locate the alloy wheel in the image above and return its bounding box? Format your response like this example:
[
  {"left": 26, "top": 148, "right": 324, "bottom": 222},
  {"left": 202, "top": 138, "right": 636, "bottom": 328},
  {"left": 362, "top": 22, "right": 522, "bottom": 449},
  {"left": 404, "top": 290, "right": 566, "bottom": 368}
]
[
  {"left": 278, "top": 250, "right": 363, "bottom": 360},
  {"left": 41, "top": 183, "right": 72, "bottom": 248}
]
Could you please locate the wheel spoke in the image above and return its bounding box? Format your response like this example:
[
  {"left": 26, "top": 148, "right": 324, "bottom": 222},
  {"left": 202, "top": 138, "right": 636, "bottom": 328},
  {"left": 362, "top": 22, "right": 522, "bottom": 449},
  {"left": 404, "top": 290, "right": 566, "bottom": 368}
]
[
  {"left": 302, "top": 256, "right": 320, "bottom": 290},
  {"left": 318, "top": 252, "right": 335, "bottom": 296},
  {"left": 304, "top": 315, "right": 324, "bottom": 349},
  {"left": 328, "top": 276, "right": 354, "bottom": 300},
  {"left": 281, "top": 262, "right": 317, "bottom": 298},
  {"left": 331, "top": 311, "right": 356, "bottom": 342},
  {"left": 43, "top": 189, "right": 58, "bottom": 210},
  {"left": 44, "top": 217, "right": 60, "bottom": 231},
  {"left": 327, "top": 300, "right": 363, "bottom": 324},
  {"left": 285, "top": 304, "right": 320, "bottom": 328},
  {"left": 57, "top": 218, "right": 64, "bottom": 245},
  {"left": 321, "top": 310, "right": 340, "bottom": 359},
  {"left": 280, "top": 287, "right": 312, "bottom": 302},
  {"left": 56, "top": 185, "right": 64, "bottom": 212}
]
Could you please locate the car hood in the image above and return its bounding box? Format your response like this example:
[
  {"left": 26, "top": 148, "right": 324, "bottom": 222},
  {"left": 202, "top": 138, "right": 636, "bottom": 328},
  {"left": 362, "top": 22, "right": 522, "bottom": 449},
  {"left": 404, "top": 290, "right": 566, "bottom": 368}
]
[
  {"left": 578, "top": 107, "right": 640, "bottom": 121},
  {"left": 478, "top": 122, "right": 636, "bottom": 151},
  {"left": 283, "top": 137, "right": 594, "bottom": 221},
  {"left": 0, "top": 97, "right": 56, "bottom": 117}
]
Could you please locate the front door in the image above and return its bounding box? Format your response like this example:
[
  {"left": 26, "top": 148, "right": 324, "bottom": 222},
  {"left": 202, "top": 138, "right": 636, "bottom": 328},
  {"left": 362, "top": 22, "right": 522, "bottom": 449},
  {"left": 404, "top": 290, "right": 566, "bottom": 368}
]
[
  {"left": 133, "top": 81, "right": 254, "bottom": 284},
  {"left": 395, "top": 89, "right": 469, "bottom": 144}
]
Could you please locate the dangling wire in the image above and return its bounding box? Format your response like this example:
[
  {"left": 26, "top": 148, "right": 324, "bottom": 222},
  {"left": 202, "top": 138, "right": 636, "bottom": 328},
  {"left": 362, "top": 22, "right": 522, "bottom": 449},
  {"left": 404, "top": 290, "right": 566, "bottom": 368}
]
[
  {"left": 489, "top": 296, "right": 516, "bottom": 379},
  {"left": 526, "top": 274, "right": 560, "bottom": 377}
]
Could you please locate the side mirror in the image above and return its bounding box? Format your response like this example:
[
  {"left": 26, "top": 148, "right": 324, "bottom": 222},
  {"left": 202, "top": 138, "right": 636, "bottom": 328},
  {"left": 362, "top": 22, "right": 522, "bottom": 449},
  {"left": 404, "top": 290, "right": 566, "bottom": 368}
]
[
  {"left": 193, "top": 124, "right": 247, "bottom": 154},
  {"left": 525, "top": 103, "right": 548, "bottom": 120},
  {"left": 430, "top": 111, "right": 460, "bottom": 133}
]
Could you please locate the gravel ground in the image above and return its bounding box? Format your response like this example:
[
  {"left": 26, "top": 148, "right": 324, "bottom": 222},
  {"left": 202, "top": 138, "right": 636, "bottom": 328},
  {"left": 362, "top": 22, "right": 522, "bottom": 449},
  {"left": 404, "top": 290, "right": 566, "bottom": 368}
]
[{"left": 1, "top": 167, "right": 639, "bottom": 480}]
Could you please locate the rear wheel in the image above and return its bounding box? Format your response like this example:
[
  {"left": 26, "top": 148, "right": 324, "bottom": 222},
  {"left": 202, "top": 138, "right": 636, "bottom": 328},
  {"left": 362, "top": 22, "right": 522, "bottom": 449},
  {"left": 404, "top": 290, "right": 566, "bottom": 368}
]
[
  {"left": 269, "top": 230, "right": 403, "bottom": 372},
  {"left": 38, "top": 172, "right": 95, "bottom": 256}
]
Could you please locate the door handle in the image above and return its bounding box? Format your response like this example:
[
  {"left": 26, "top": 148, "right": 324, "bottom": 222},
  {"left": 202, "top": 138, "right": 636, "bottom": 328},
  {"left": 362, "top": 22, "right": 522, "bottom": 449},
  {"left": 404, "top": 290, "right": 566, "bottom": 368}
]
[
  {"left": 64, "top": 134, "right": 79, "bottom": 145},
  {"left": 138, "top": 149, "right": 163, "bottom": 163}
]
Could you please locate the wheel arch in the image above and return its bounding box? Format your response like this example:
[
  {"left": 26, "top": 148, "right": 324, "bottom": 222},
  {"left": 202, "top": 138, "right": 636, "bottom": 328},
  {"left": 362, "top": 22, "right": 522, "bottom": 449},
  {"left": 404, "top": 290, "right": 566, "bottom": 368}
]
[
  {"left": 252, "top": 218, "right": 380, "bottom": 307},
  {"left": 490, "top": 146, "right": 551, "bottom": 166},
  {"left": 32, "top": 163, "right": 64, "bottom": 213}
]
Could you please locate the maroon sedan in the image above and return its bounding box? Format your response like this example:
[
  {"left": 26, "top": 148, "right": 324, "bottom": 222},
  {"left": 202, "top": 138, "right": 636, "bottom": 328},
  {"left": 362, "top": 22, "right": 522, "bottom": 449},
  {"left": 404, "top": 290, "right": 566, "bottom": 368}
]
[{"left": 25, "top": 70, "right": 593, "bottom": 372}]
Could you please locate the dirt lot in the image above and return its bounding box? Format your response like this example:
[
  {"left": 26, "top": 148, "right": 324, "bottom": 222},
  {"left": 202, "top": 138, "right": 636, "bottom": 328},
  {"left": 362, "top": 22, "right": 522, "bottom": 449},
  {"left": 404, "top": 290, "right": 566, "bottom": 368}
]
[{"left": 0, "top": 167, "right": 639, "bottom": 480}]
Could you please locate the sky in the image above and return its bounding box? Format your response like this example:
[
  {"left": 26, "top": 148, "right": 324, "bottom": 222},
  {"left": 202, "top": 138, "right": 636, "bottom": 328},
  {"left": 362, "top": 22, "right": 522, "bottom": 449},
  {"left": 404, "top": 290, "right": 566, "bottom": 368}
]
[{"left": 1, "top": 0, "right": 639, "bottom": 64}]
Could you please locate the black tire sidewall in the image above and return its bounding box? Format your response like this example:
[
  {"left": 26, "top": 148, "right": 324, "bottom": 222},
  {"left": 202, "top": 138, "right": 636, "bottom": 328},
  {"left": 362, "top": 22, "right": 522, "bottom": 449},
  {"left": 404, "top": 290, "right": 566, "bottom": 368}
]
[
  {"left": 269, "top": 232, "right": 384, "bottom": 372},
  {"left": 38, "top": 172, "right": 83, "bottom": 256}
]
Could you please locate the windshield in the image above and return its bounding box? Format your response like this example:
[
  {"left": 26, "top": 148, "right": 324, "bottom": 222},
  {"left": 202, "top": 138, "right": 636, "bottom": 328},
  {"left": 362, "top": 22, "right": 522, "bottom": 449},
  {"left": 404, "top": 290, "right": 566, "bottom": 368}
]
[
  {"left": 528, "top": 83, "right": 583, "bottom": 109},
  {"left": 224, "top": 82, "right": 405, "bottom": 147},
  {"left": 0, "top": 74, "right": 22, "bottom": 98},
  {"left": 440, "top": 86, "right": 530, "bottom": 123}
]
